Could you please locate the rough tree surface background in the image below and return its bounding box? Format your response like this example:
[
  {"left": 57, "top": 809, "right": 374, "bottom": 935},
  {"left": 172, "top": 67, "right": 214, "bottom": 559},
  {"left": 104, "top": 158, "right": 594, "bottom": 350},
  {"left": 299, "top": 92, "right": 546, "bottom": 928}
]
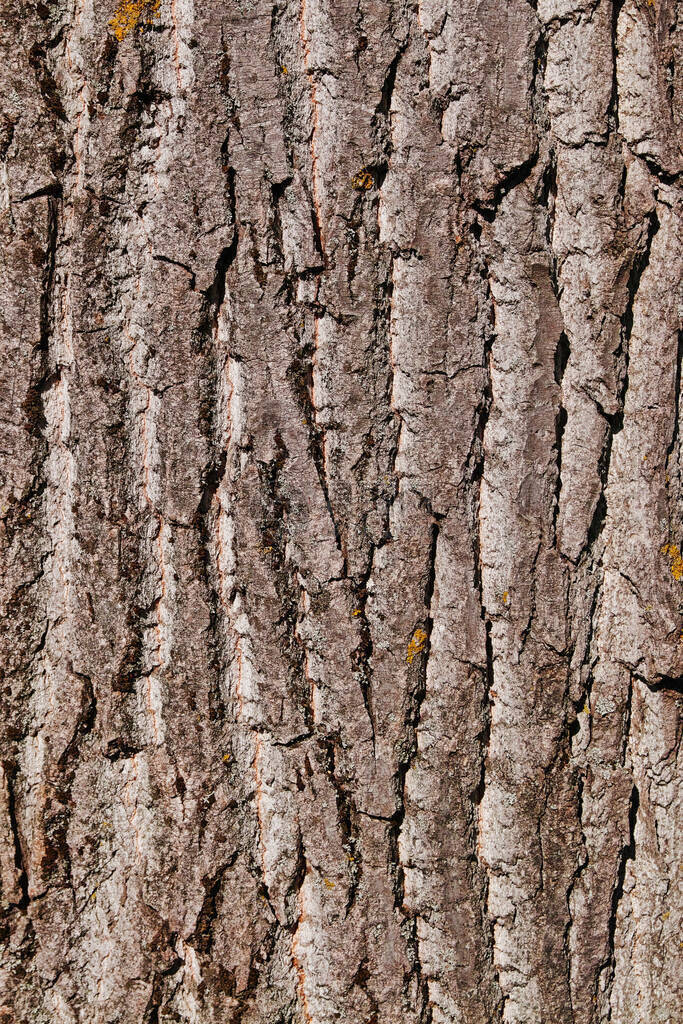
[{"left": 0, "top": 0, "right": 681, "bottom": 1022}]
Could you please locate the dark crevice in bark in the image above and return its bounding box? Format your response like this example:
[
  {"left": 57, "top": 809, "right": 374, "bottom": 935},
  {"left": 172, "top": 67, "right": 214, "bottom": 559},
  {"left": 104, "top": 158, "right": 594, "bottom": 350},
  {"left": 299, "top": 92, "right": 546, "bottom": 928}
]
[
  {"left": 287, "top": 326, "right": 347, "bottom": 573},
  {"left": 141, "top": 918, "right": 184, "bottom": 1024},
  {"left": 547, "top": 136, "right": 567, "bottom": 548},
  {"left": 466, "top": 253, "right": 494, "bottom": 501},
  {"left": 57, "top": 668, "right": 97, "bottom": 769},
  {"left": 423, "top": 520, "right": 439, "bottom": 613},
  {"left": 376, "top": 45, "right": 404, "bottom": 122},
  {"left": 554, "top": 331, "right": 570, "bottom": 387},
  {"left": 17, "top": 182, "right": 63, "bottom": 203},
  {"left": 2, "top": 762, "right": 30, "bottom": 911},
  {"left": 195, "top": 448, "right": 228, "bottom": 724},
  {"left": 564, "top": 772, "right": 588, "bottom": 982},
  {"left": 620, "top": 672, "right": 634, "bottom": 767},
  {"left": 282, "top": 829, "right": 308, "bottom": 930},
  {"left": 542, "top": 148, "right": 558, "bottom": 261},
  {"left": 584, "top": 210, "right": 659, "bottom": 558},
  {"left": 201, "top": 235, "right": 238, "bottom": 315},
  {"left": 641, "top": 673, "right": 683, "bottom": 696},
  {"left": 473, "top": 148, "right": 539, "bottom": 222},
  {"left": 553, "top": 339, "right": 569, "bottom": 545},
  {"left": 602, "top": 783, "right": 639, "bottom": 1002},
  {"left": 345, "top": 206, "right": 362, "bottom": 286},
  {"left": 186, "top": 848, "right": 277, "bottom": 1021},
  {"left": 467, "top": 251, "right": 505, "bottom": 1019},
  {"left": 577, "top": 582, "right": 600, "bottom": 725},
  {"left": 8, "top": 192, "right": 60, "bottom": 548},
  {"left": 474, "top": 622, "right": 494, "bottom": 812},
  {"left": 608, "top": 0, "right": 626, "bottom": 132},
  {"left": 373, "top": 252, "right": 400, "bottom": 551},
  {"left": 188, "top": 857, "right": 236, "bottom": 955},
  {"left": 317, "top": 736, "right": 363, "bottom": 917},
  {"left": 468, "top": 253, "right": 494, "bottom": 812},
  {"left": 152, "top": 254, "right": 196, "bottom": 289},
  {"left": 3, "top": 195, "right": 62, "bottom": 890},
  {"left": 272, "top": 731, "right": 313, "bottom": 749},
  {"left": 584, "top": 452, "right": 609, "bottom": 557},
  {"left": 372, "top": 37, "right": 408, "bottom": 176},
  {"left": 389, "top": 520, "right": 439, "bottom": 1023},
  {"left": 610, "top": 209, "right": 659, "bottom": 436},
  {"left": 531, "top": 17, "right": 549, "bottom": 138},
  {"left": 518, "top": 539, "right": 542, "bottom": 659},
  {"left": 196, "top": 450, "right": 228, "bottom": 534},
  {"left": 113, "top": 595, "right": 145, "bottom": 696},
  {"left": 257, "top": 433, "right": 313, "bottom": 726},
  {"left": 351, "top": 958, "right": 380, "bottom": 1024},
  {"left": 233, "top": 931, "right": 280, "bottom": 1024},
  {"left": 664, "top": 327, "right": 682, "bottom": 504},
  {"left": 350, "top": 546, "right": 377, "bottom": 751},
  {"left": 193, "top": 160, "right": 238, "bottom": 722},
  {"left": 269, "top": 175, "right": 293, "bottom": 267},
  {"left": 34, "top": 195, "right": 58, "bottom": 381},
  {"left": 305, "top": 185, "right": 326, "bottom": 267}
]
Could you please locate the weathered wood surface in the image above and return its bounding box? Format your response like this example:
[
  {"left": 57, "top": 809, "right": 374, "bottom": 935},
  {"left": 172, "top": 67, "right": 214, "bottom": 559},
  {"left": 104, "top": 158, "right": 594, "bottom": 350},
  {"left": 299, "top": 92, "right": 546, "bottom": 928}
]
[{"left": 0, "top": 1, "right": 681, "bottom": 1021}]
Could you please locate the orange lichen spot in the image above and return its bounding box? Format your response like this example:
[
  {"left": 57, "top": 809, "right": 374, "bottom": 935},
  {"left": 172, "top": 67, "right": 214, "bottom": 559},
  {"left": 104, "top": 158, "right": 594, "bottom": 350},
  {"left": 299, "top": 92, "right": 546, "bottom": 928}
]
[
  {"left": 223, "top": 753, "right": 231, "bottom": 763},
  {"left": 502, "top": 590, "right": 510, "bottom": 606},
  {"left": 406, "top": 627, "right": 428, "bottom": 665},
  {"left": 323, "top": 877, "right": 335, "bottom": 889},
  {"left": 109, "top": 0, "right": 160, "bottom": 42},
  {"left": 352, "top": 608, "right": 362, "bottom": 617},
  {"left": 281, "top": 65, "right": 288, "bottom": 74},
  {"left": 661, "top": 543, "right": 683, "bottom": 582},
  {"left": 350, "top": 169, "right": 374, "bottom": 192}
]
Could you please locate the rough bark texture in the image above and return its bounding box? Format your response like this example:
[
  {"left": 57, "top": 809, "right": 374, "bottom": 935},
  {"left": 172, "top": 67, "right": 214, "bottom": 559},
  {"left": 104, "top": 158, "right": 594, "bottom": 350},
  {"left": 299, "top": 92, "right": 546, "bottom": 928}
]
[{"left": 0, "top": 0, "right": 681, "bottom": 1022}]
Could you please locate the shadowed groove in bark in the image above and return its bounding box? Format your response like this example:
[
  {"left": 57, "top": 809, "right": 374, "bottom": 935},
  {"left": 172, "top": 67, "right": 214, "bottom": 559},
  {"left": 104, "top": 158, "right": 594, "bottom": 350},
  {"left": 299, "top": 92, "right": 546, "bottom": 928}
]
[
  {"left": 1, "top": 763, "right": 29, "bottom": 911},
  {"left": 390, "top": 518, "right": 440, "bottom": 1022},
  {"left": 602, "top": 783, "right": 639, "bottom": 1003},
  {"left": 583, "top": 209, "right": 660, "bottom": 559},
  {"left": 194, "top": 236, "right": 237, "bottom": 719},
  {"left": 286, "top": 329, "right": 346, "bottom": 570},
  {"left": 611, "top": 209, "right": 660, "bottom": 436}
]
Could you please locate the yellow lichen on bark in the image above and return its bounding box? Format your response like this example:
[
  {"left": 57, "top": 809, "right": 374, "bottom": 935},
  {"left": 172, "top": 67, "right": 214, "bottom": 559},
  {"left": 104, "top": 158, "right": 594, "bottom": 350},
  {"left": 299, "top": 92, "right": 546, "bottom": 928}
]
[
  {"left": 406, "top": 627, "right": 428, "bottom": 665},
  {"left": 350, "top": 169, "right": 374, "bottom": 192},
  {"left": 661, "top": 543, "right": 683, "bottom": 582},
  {"left": 109, "top": 0, "right": 160, "bottom": 41}
]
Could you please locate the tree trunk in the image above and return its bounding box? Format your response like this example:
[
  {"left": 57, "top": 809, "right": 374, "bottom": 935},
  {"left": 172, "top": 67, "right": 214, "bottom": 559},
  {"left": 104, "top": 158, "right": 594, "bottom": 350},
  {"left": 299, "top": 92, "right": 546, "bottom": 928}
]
[{"left": 1, "top": 1, "right": 681, "bottom": 1022}]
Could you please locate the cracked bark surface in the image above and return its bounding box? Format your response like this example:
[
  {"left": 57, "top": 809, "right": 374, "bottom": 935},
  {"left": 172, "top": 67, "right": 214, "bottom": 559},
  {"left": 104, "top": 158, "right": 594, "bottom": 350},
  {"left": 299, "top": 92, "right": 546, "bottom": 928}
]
[{"left": 0, "top": 1, "right": 681, "bottom": 1022}]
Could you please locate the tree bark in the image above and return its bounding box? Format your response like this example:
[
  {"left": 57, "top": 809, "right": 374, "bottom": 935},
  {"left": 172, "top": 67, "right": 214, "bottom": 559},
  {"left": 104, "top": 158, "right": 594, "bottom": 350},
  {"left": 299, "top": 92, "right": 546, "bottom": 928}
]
[{"left": 0, "top": 1, "right": 681, "bottom": 1022}]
